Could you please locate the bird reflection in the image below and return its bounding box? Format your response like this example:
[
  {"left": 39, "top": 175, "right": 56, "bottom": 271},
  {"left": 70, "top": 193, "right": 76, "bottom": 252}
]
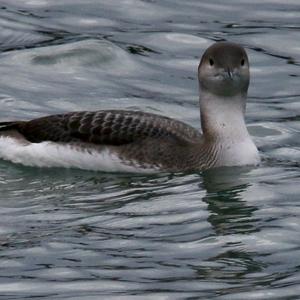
[
  {"left": 201, "top": 166, "right": 259, "bottom": 236},
  {"left": 196, "top": 166, "right": 264, "bottom": 280}
]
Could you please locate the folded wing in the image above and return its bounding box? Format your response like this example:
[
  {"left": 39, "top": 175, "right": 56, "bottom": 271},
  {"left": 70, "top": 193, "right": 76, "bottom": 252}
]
[{"left": 2, "top": 110, "right": 200, "bottom": 145}]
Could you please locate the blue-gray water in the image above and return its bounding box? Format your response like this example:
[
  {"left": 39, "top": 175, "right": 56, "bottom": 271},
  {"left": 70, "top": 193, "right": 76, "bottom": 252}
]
[{"left": 0, "top": 1, "right": 300, "bottom": 299}]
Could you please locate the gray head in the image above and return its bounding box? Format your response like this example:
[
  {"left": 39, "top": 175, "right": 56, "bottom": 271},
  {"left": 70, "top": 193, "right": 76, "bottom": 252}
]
[{"left": 198, "top": 42, "right": 250, "bottom": 97}]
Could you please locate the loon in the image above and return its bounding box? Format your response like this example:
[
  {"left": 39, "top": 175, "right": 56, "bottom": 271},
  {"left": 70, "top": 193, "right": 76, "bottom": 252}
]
[{"left": 0, "top": 42, "right": 260, "bottom": 173}]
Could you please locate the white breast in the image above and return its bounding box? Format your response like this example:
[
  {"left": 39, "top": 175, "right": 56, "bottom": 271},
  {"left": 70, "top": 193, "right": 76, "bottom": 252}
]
[
  {"left": 215, "top": 137, "right": 260, "bottom": 167},
  {"left": 0, "top": 136, "right": 159, "bottom": 173}
]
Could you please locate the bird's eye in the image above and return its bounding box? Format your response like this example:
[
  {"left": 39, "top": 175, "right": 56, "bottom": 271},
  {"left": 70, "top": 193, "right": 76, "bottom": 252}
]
[
  {"left": 241, "top": 58, "right": 245, "bottom": 66},
  {"left": 209, "top": 58, "right": 214, "bottom": 66}
]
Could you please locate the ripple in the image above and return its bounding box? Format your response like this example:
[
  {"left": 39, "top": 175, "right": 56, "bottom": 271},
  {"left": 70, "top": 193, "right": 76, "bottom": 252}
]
[
  {"left": 0, "top": 38, "right": 145, "bottom": 117},
  {"left": 0, "top": 1, "right": 300, "bottom": 299},
  {"left": 0, "top": 12, "right": 52, "bottom": 51},
  {"left": 4, "top": 39, "right": 139, "bottom": 74},
  {"left": 140, "top": 33, "right": 210, "bottom": 54},
  {"left": 241, "top": 32, "right": 300, "bottom": 61}
]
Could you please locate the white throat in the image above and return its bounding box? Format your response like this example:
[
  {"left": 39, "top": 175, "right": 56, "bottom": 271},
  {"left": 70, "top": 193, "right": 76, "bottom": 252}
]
[{"left": 200, "top": 91, "right": 260, "bottom": 167}]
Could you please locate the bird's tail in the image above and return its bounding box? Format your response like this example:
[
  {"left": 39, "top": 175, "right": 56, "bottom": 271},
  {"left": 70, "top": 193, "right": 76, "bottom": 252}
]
[{"left": 0, "top": 121, "right": 19, "bottom": 131}]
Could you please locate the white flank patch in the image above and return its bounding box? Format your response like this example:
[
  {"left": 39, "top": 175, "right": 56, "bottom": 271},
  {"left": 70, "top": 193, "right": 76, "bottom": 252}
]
[{"left": 0, "top": 136, "right": 159, "bottom": 174}]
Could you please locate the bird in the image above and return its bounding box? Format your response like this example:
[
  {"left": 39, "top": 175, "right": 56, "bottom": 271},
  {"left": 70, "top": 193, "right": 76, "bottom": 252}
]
[{"left": 0, "top": 42, "right": 260, "bottom": 173}]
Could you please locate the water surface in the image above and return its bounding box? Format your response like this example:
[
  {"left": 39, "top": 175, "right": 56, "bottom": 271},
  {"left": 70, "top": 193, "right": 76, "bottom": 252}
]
[{"left": 0, "top": 1, "right": 299, "bottom": 299}]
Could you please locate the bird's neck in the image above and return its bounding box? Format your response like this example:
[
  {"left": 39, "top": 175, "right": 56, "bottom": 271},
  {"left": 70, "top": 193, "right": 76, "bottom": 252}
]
[
  {"left": 197, "top": 90, "right": 260, "bottom": 168},
  {"left": 199, "top": 90, "right": 249, "bottom": 143}
]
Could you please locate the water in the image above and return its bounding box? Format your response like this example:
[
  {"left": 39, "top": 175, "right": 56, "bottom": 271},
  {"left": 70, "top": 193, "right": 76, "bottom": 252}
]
[{"left": 0, "top": 0, "right": 299, "bottom": 299}]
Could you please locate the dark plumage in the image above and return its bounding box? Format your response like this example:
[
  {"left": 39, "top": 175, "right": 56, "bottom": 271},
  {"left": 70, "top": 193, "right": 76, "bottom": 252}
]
[
  {"left": 0, "top": 111, "right": 205, "bottom": 171},
  {"left": 0, "top": 42, "right": 260, "bottom": 172},
  {"left": 0, "top": 110, "right": 200, "bottom": 145}
]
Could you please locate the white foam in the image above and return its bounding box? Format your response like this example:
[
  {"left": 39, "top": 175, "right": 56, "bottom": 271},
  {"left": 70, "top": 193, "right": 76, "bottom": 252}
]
[{"left": 0, "top": 136, "right": 158, "bottom": 174}]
